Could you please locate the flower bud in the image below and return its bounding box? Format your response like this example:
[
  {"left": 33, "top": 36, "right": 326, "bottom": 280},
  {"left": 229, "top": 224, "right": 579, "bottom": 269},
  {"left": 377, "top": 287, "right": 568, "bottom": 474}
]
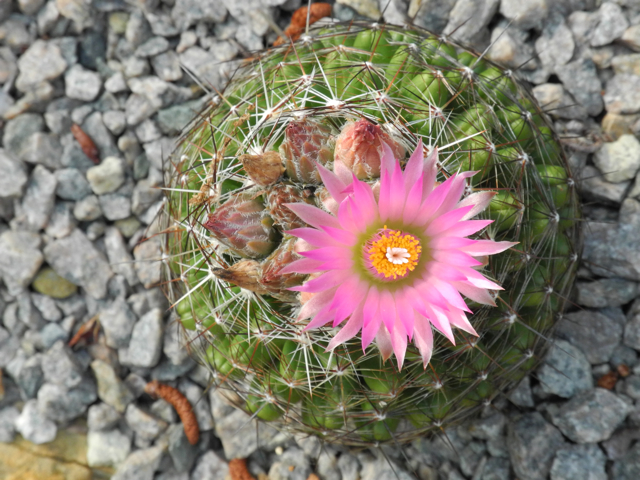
[
  {"left": 334, "top": 119, "right": 405, "bottom": 179},
  {"left": 279, "top": 119, "right": 335, "bottom": 184},
  {"left": 204, "top": 192, "right": 278, "bottom": 258},
  {"left": 213, "top": 259, "right": 268, "bottom": 294},
  {"left": 240, "top": 151, "right": 285, "bottom": 186},
  {"left": 266, "top": 184, "right": 315, "bottom": 230},
  {"left": 260, "top": 237, "right": 307, "bottom": 301}
]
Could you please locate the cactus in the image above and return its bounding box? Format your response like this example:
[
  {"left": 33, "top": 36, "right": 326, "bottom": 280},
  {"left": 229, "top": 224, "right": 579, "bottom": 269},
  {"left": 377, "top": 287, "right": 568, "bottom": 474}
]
[{"left": 163, "top": 21, "right": 581, "bottom": 446}]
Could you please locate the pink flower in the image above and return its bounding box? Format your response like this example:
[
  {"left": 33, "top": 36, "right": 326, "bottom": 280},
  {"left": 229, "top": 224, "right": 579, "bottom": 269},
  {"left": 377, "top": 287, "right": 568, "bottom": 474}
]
[{"left": 282, "top": 141, "right": 517, "bottom": 369}]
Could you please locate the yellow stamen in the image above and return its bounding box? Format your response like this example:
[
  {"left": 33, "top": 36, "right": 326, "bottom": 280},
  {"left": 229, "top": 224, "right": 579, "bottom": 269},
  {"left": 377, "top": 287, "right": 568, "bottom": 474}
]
[{"left": 368, "top": 226, "right": 421, "bottom": 279}]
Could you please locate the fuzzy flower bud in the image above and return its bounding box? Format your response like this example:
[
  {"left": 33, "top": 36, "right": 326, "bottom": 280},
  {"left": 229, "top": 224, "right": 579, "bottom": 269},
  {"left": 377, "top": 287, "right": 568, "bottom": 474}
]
[
  {"left": 260, "top": 237, "right": 307, "bottom": 301},
  {"left": 213, "top": 259, "right": 268, "bottom": 294},
  {"left": 240, "top": 151, "right": 285, "bottom": 186},
  {"left": 204, "top": 193, "right": 278, "bottom": 258},
  {"left": 279, "top": 119, "right": 335, "bottom": 184},
  {"left": 266, "top": 184, "right": 315, "bottom": 230},
  {"left": 334, "top": 119, "right": 405, "bottom": 180}
]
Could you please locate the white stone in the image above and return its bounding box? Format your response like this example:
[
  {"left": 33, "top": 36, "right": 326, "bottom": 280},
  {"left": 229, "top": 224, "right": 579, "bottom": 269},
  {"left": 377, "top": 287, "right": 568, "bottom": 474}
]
[
  {"left": 86, "top": 156, "right": 125, "bottom": 195},
  {"left": 65, "top": 65, "right": 102, "bottom": 101},
  {"left": 594, "top": 134, "right": 640, "bottom": 183},
  {"left": 87, "top": 429, "right": 132, "bottom": 467}
]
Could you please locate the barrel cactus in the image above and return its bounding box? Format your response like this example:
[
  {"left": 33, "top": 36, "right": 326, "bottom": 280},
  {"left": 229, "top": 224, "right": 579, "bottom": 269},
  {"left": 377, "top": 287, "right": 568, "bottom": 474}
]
[{"left": 163, "top": 20, "right": 581, "bottom": 446}]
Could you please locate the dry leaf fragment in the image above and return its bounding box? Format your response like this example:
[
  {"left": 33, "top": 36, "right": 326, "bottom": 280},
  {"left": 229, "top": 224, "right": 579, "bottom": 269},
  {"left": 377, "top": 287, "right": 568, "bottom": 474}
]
[
  {"left": 273, "top": 3, "right": 332, "bottom": 46},
  {"left": 145, "top": 380, "right": 199, "bottom": 445},
  {"left": 597, "top": 371, "right": 618, "bottom": 390},
  {"left": 71, "top": 123, "right": 100, "bottom": 164},
  {"left": 229, "top": 458, "right": 256, "bottom": 480},
  {"left": 617, "top": 364, "right": 631, "bottom": 377},
  {"left": 68, "top": 315, "right": 101, "bottom": 348}
]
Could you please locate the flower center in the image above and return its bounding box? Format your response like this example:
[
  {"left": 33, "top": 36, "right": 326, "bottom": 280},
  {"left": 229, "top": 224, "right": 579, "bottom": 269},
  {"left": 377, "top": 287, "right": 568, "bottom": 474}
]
[{"left": 366, "top": 226, "right": 421, "bottom": 279}]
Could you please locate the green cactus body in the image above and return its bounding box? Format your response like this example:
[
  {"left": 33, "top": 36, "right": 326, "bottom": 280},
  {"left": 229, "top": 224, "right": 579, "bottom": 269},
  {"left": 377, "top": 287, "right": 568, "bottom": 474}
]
[{"left": 163, "top": 22, "right": 581, "bottom": 446}]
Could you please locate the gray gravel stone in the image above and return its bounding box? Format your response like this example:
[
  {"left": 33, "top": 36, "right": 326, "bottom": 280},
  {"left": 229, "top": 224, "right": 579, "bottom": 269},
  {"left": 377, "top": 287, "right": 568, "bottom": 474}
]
[
  {"left": 190, "top": 450, "right": 229, "bottom": 480},
  {"left": 269, "top": 447, "right": 312, "bottom": 480},
  {"left": 150, "top": 50, "right": 182, "bottom": 82},
  {"left": 3, "top": 113, "right": 44, "bottom": 160},
  {"left": 87, "top": 156, "right": 126, "bottom": 195},
  {"left": 594, "top": 134, "right": 640, "bottom": 183},
  {"left": 605, "top": 74, "right": 640, "bottom": 114},
  {"left": 583, "top": 215, "right": 640, "bottom": 281},
  {"left": 99, "top": 297, "right": 137, "bottom": 349},
  {"left": 550, "top": 443, "right": 606, "bottom": 480},
  {"left": 359, "top": 454, "right": 413, "bottom": 480},
  {"left": 557, "top": 310, "right": 624, "bottom": 364},
  {"left": 40, "top": 323, "right": 67, "bottom": 349},
  {"left": 103, "top": 110, "right": 127, "bottom": 136},
  {"left": 551, "top": 388, "right": 631, "bottom": 443},
  {"left": 41, "top": 340, "right": 84, "bottom": 388},
  {"left": 135, "top": 36, "right": 170, "bottom": 58},
  {"left": 65, "top": 64, "right": 102, "bottom": 102},
  {"left": 105, "top": 72, "right": 128, "bottom": 93},
  {"left": 125, "top": 403, "right": 168, "bottom": 443},
  {"left": 55, "top": 168, "right": 92, "bottom": 200},
  {"left": 91, "top": 359, "right": 135, "bottom": 413},
  {"left": 0, "top": 149, "right": 28, "bottom": 198},
  {"left": 167, "top": 423, "right": 199, "bottom": 472},
  {"left": 538, "top": 339, "right": 593, "bottom": 398},
  {"left": 104, "top": 227, "right": 138, "bottom": 286},
  {"left": 88, "top": 402, "right": 121, "bottom": 432},
  {"left": 125, "top": 93, "right": 159, "bottom": 126},
  {"left": 133, "top": 237, "right": 162, "bottom": 288},
  {"left": 556, "top": 59, "right": 603, "bottom": 116},
  {"left": 15, "top": 39, "right": 67, "bottom": 92},
  {"left": 73, "top": 194, "right": 103, "bottom": 221},
  {"left": 178, "top": 378, "right": 214, "bottom": 432},
  {"left": 0, "top": 230, "right": 43, "bottom": 295},
  {"left": 120, "top": 308, "right": 163, "bottom": 368},
  {"left": 15, "top": 399, "right": 57, "bottom": 444},
  {"left": 37, "top": 379, "right": 97, "bottom": 423},
  {"left": 20, "top": 165, "right": 57, "bottom": 231},
  {"left": 591, "top": 2, "right": 628, "bottom": 47},
  {"left": 508, "top": 412, "right": 565, "bottom": 480},
  {"left": 179, "top": 47, "right": 223, "bottom": 89},
  {"left": 18, "top": 132, "right": 62, "bottom": 170},
  {"left": 576, "top": 278, "right": 639, "bottom": 308},
  {"left": 535, "top": 14, "right": 575, "bottom": 73},
  {"left": 0, "top": 406, "right": 20, "bottom": 442},
  {"left": 82, "top": 111, "right": 119, "bottom": 159},
  {"left": 112, "top": 446, "right": 163, "bottom": 480},
  {"left": 99, "top": 193, "right": 132, "bottom": 221},
  {"left": 500, "top": 0, "right": 548, "bottom": 30},
  {"left": 45, "top": 202, "right": 76, "bottom": 238},
  {"left": 45, "top": 226, "right": 113, "bottom": 296},
  {"left": 172, "top": 0, "right": 227, "bottom": 30},
  {"left": 87, "top": 428, "right": 132, "bottom": 467},
  {"left": 623, "top": 311, "right": 640, "bottom": 351}
]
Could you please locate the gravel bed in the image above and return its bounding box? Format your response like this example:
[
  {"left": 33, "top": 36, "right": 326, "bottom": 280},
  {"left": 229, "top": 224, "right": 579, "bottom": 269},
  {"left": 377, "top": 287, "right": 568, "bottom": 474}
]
[{"left": 1, "top": 0, "right": 640, "bottom": 479}]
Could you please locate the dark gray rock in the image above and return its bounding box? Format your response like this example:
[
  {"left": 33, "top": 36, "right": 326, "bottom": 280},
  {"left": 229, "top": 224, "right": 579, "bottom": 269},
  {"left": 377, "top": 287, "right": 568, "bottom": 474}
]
[
  {"left": 556, "top": 59, "right": 603, "bottom": 116},
  {"left": 605, "top": 74, "right": 640, "bottom": 114},
  {"left": 550, "top": 444, "right": 606, "bottom": 480},
  {"left": 551, "top": 388, "right": 631, "bottom": 443},
  {"left": 55, "top": 168, "right": 93, "bottom": 201},
  {"left": 612, "top": 442, "right": 640, "bottom": 480},
  {"left": 623, "top": 375, "right": 640, "bottom": 400},
  {"left": 444, "top": 0, "right": 499, "bottom": 43},
  {"left": 78, "top": 30, "right": 106, "bottom": 70},
  {"left": 40, "top": 323, "right": 68, "bottom": 350},
  {"left": 508, "top": 412, "right": 565, "bottom": 480},
  {"left": 44, "top": 229, "right": 114, "bottom": 299},
  {"left": 15, "top": 399, "right": 57, "bottom": 444},
  {"left": 37, "top": 379, "right": 97, "bottom": 423},
  {"left": 624, "top": 312, "right": 640, "bottom": 351},
  {"left": 82, "top": 111, "right": 119, "bottom": 159},
  {"left": 480, "top": 456, "right": 511, "bottom": 480},
  {"left": 576, "top": 279, "right": 639, "bottom": 308},
  {"left": 556, "top": 310, "right": 624, "bottom": 364},
  {"left": 167, "top": 423, "right": 199, "bottom": 472},
  {"left": 410, "top": 0, "right": 456, "bottom": 33},
  {"left": 537, "top": 339, "right": 593, "bottom": 398},
  {"left": 0, "top": 230, "right": 43, "bottom": 296}
]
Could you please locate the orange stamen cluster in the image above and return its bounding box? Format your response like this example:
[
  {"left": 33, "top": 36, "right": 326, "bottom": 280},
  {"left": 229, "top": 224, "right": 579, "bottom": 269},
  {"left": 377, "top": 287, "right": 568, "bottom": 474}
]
[{"left": 367, "top": 227, "right": 421, "bottom": 279}]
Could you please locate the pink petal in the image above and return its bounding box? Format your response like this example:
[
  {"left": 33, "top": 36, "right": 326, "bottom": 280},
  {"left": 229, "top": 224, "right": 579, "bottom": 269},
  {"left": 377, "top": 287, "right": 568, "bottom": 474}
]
[
  {"left": 287, "top": 227, "right": 342, "bottom": 247},
  {"left": 334, "top": 158, "right": 354, "bottom": 185},
  {"left": 362, "top": 312, "right": 381, "bottom": 351},
  {"left": 285, "top": 203, "right": 341, "bottom": 230},
  {"left": 403, "top": 139, "right": 425, "bottom": 188},
  {"left": 317, "top": 162, "right": 349, "bottom": 204},
  {"left": 434, "top": 219, "right": 493, "bottom": 238},
  {"left": 431, "top": 277, "right": 472, "bottom": 312},
  {"left": 376, "top": 323, "right": 394, "bottom": 361},
  {"left": 390, "top": 315, "right": 408, "bottom": 370},
  {"left": 386, "top": 161, "right": 406, "bottom": 222},
  {"left": 422, "top": 146, "right": 439, "bottom": 199},
  {"left": 402, "top": 173, "right": 425, "bottom": 224},
  {"left": 432, "top": 171, "right": 476, "bottom": 218},
  {"left": 327, "top": 304, "right": 365, "bottom": 351},
  {"left": 453, "top": 266, "right": 503, "bottom": 290},
  {"left": 362, "top": 287, "right": 380, "bottom": 328},
  {"left": 424, "top": 304, "right": 455, "bottom": 344},
  {"left": 380, "top": 141, "right": 397, "bottom": 176},
  {"left": 330, "top": 280, "right": 369, "bottom": 327},
  {"left": 337, "top": 197, "right": 361, "bottom": 234},
  {"left": 432, "top": 249, "right": 484, "bottom": 267},
  {"left": 394, "top": 288, "right": 415, "bottom": 339},
  {"left": 447, "top": 308, "right": 478, "bottom": 336},
  {"left": 290, "top": 269, "right": 353, "bottom": 293},
  {"left": 305, "top": 305, "right": 334, "bottom": 329},
  {"left": 413, "top": 175, "right": 456, "bottom": 226},
  {"left": 427, "top": 261, "right": 469, "bottom": 282},
  {"left": 424, "top": 205, "right": 474, "bottom": 236},
  {"left": 281, "top": 257, "right": 325, "bottom": 275},
  {"left": 300, "top": 246, "right": 352, "bottom": 263},
  {"left": 378, "top": 289, "right": 397, "bottom": 334},
  {"left": 451, "top": 280, "right": 496, "bottom": 306},
  {"left": 429, "top": 237, "right": 477, "bottom": 250},
  {"left": 351, "top": 178, "right": 379, "bottom": 226},
  {"left": 461, "top": 240, "right": 519, "bottom": 256},
  {"left": 318, "top": 225, "right": 358, "bottom": 246},
  {"left": 298, "top": 287, "right": 338, "bottom": 320},
  {"left": 413, "top": 314, "right": 434, "bottom": 367},
  {"left": 458, "top": 191, "right": 496, "bottom": 220}
]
